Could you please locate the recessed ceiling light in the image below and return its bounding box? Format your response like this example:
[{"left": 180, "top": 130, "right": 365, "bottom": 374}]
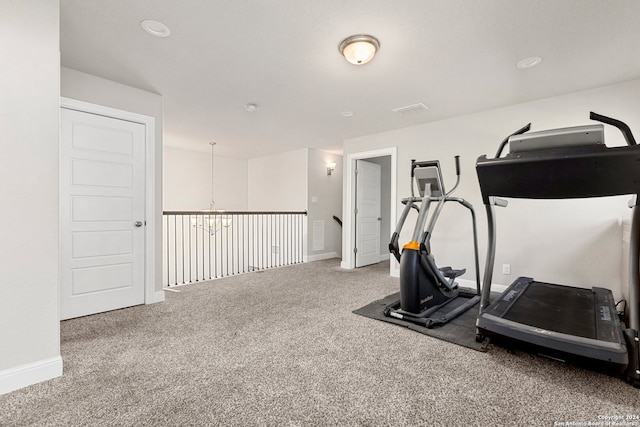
[
  {"left": 245, "top": 103, "right": 257, "bottom": 112},
  {"left": 516, "top": 56, "right": 543, "bottom": 69},
  {"left": 341, "top": 111, "right": 354, "bottom": 117},
  {"left": 140, "top": 19, "right": 171, "bottom": 38}
]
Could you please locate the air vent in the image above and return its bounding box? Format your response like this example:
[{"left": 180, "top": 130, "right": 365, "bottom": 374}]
[{"left": 392, "top": 103, "right": 429, "bottom": 116}]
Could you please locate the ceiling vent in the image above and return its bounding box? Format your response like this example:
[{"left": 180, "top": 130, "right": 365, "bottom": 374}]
[{"left": 392, "top": 103, "right": 429, "bottom": 116}]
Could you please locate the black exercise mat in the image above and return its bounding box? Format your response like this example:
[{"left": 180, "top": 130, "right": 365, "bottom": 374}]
[{"left": 353, "top": 292, "right": 485, "bottom": 351}]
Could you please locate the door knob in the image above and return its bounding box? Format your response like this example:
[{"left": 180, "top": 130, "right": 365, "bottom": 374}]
[{"left": 135, "top": 221, "right": 143, "bottom": 227}]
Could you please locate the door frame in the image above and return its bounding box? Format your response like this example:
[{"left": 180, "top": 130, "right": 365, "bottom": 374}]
[
  {"left": 341, "top": 147, "right": 397, "bottom": 275},
  {"left": 60, "top": 97, "right": 159, "bottom": 309}
]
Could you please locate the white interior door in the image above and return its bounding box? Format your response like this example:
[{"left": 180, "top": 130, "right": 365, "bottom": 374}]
[
  {"left": 355, "top": 160, "right": 381, "bottom": 267},
  {"left": 60, "top": 108, "right": 146, "bottom": 320}
]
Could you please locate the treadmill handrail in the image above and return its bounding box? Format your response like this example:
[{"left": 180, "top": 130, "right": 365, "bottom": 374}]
[
  {"left": 477, "top": 113, "right": 640, "bottom": 203},
  {"left": 590, "top": 111, "right": 637, "bottom": 146},
  {"left": 494, "top": 123, "right": 531, "bottom": 158}
]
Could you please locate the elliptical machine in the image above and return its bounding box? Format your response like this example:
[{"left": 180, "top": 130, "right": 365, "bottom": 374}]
[{"left": 385, "top": 156, "right": 481, "bottom": 328}]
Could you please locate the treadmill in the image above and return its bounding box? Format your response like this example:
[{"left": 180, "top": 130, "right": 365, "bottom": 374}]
[{"left": 475, "top": 112, "right": 640, "bottom": 387}]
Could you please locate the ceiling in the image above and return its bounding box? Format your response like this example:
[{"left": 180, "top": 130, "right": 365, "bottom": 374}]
[{"left": 60, "top": 0, "right": 640, "bottom": 159}]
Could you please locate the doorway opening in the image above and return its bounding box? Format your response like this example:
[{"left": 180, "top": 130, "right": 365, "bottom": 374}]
[{"left": 342, "top": 147, "right": 397, "bottom": 275}]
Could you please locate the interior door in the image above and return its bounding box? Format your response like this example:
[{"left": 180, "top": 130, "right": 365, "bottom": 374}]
[
  {"left": 60, "top": 108, "right": 146, "bottom": 320},
  {"left": 355, "top": 160, "right": 381, "bottom": 267}
]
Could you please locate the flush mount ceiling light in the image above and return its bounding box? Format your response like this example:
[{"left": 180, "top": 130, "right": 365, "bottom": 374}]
[
  {"left": 516, "top": 56, "right": 543, "bottom": 69},
  {"left": 140, "top": 19, "right": 171, "bottom": 37},
  {"left": 339, "top": 34, "right": 380, "bottom": 65},
  {"left": 244, "top": 103, "right": 257, "bottom": 112}
]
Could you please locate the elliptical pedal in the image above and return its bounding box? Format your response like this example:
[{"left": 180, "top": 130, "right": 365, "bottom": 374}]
[{"left": 439, "top": 266, "right": 466, "bottom": 279}]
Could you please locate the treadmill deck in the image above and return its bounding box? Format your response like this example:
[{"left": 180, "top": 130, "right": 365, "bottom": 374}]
[
  {"left": 477, "top": 277, "right": 627, "bottom": 365},
  {"left": 503, "top": 281, "right": 596, "bottom": 338}
]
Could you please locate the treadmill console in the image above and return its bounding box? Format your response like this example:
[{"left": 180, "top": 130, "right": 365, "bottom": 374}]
[{"left": 508, "top": 124, "right": 604, "bottom": 153}]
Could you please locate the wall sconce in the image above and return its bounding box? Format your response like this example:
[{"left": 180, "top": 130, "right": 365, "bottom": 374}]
[{"left": 327, "top": 162, "right": 337, "bottom": 175}]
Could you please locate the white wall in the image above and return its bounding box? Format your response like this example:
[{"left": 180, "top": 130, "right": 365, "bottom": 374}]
[
  {"left": 0, "top": 0, "right": 62, "bottom": 394},
  {"left": 60, "top": 67, "right": 164, "bottom": 296},
  {"left": 248, "top": 149, "right": 308, "bottom": 211},
  {"left": 307, "top": 149, "right": 343, "bottom": 260},
  {"left": 163, "top": 146, "right": 248, "bottom": 211},
  {"left": 247, "top": 148, "right": 343, "bottom": 260},
  {"left": 343, "top": 79, "right": 640, "bottom": 301}
]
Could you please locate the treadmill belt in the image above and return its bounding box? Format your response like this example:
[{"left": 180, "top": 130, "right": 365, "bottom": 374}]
[{"left": 503, "top": 281, "right": 596, "bottom": 339}]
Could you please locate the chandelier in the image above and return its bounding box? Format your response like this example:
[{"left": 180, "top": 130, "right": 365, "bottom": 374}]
[{"left": 191, "top": 142, "right": 232, "bottom": 235}]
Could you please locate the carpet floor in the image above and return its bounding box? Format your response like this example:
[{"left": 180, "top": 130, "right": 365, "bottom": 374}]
[{"left": 1, "top": 259, "right": 639, "bottom": 426}]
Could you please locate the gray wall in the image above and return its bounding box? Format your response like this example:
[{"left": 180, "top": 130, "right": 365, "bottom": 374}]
[
  {"left": 0, "top": 0, "right": 61, "bottom": 390},
  {"left": 248, "top": 149, "right": 308, "bottom": 211},
  {"left": 248, "top": 148, "right": 343, "bottom": 260},
  {"left": 307, "top": 148, "right": 343, "bottom": 259}
]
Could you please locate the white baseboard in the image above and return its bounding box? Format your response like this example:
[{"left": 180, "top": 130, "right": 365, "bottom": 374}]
[
  {"left": 340, "top": 255, "right": 391, "bottom": 270},
  {"left": 385, "top": 274, "right": 508, "bottom": 294},
  {"left": 492, "top": 283, "right": 508, "bottom": 293},
  {"left": 305, "top": 252, "right": 339, "bottom": 262},
  {"left": 391, "top": 266, "right": 400, "bottom": 278},
  {"left": 457, "top": 278, "right": 507, "bottom": 294},
  {"left": 146, "top": 290, "right": 166, "bottom": 304},
  {"left": 0, "top": 356, "right": 63, "bottom": 396}
]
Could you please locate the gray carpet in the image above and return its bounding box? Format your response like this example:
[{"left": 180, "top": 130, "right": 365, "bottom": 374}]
[{"left": 1, "top": 259, "right": 639, "bottom": 426}]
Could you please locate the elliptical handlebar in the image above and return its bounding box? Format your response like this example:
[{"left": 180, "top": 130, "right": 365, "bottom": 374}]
[
  {"left": 410, "top": 159, "right": 416, "bottom": 198},
  {"left": 446, "top": 156, "right": 462, "bottom": 196}
]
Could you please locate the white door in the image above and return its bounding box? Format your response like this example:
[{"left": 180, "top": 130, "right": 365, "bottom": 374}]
[
  {"left": 60, "top": 108, "right": 146, "bottom": 320},
  {"left": 355, "top": 160, "right": 381, "bottom": 267}
]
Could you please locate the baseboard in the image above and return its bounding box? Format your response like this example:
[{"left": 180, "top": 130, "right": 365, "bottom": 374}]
[
  {"left": 305, "top": 252, "right": 339, "bottom": 262},
  {"left": 146, "top": 290, "right": 166, "bottom": 304},
  {"left": 457, "top": 278, "right": 507, "bottom": 294},
  {"left": 391, "top": 267, "right": 399, "bottom": 278},
  {"left": 383, "top": 275, "right": 508, "bottom": 294},
  {"left": 0, "top": 356, "right": 63, "bottom": 395},
  {"left": 492, "top": 283, "right": 508, "bottom": 293}
]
